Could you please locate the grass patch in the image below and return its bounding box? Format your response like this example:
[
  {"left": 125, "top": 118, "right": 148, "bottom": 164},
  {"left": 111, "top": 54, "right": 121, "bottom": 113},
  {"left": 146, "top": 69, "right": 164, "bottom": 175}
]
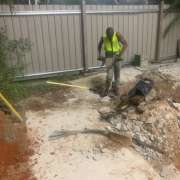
[{"left": 10, "top": 73, "right": 81, "bottom": 103}]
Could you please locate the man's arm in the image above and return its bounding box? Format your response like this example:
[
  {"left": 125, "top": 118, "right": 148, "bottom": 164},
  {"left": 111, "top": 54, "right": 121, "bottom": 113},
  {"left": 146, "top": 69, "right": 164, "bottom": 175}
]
[
  {"left": 98, "top": 37, "right": 104, "bottom": 56},
  {"left": 116, "top": 32, "right": 128, "bottom": 55}
]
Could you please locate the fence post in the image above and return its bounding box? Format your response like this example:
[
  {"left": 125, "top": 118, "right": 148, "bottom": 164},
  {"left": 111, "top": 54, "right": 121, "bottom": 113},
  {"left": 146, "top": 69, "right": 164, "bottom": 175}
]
[
  {"left": 80, "top": 0, "right": 87, "bottom": 72},
  {"left": 155, "top": 0, "right": 164, "bottom": 62}
]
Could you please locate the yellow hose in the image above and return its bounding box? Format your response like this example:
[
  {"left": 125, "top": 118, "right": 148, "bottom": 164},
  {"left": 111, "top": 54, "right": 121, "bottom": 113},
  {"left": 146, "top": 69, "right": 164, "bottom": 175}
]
[
  {"left": 0, "top": 92, "right": 23, "bottom": 122},
  {"left": 46, "top": 81, "right": 89, "bottom": 90}
]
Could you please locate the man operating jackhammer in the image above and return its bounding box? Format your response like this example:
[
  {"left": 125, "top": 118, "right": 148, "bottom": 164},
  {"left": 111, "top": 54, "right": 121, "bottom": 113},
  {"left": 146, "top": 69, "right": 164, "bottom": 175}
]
[{"left": 98, "top": 27, "right": 128, "bottom": 96}]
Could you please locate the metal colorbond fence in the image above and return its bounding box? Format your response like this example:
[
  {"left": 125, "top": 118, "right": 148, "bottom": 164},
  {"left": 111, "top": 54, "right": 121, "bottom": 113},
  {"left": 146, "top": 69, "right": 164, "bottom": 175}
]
[{"left": 0, "top": 4, "right": 179, "bottom": 78}]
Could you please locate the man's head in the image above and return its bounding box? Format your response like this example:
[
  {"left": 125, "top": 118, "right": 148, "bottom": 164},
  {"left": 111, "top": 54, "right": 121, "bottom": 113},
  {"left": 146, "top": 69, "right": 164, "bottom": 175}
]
[{"left": 106, "top": 27, "right": 114, "bottom": 40}]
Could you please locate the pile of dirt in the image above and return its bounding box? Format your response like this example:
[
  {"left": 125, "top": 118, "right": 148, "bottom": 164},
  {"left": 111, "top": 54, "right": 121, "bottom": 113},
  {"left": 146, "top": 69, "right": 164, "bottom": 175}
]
[
  {"left": 138, "top": 70, "right": 180, "bottom": 102},
  {"left": 99, "top": 71, "right": 180, "bottom": 171},
  {"left": 0, "top": 111, "right": 34, "bottom": 180},
  {"left": 113, "top": 101, "right": 180, "bottom": 160}
]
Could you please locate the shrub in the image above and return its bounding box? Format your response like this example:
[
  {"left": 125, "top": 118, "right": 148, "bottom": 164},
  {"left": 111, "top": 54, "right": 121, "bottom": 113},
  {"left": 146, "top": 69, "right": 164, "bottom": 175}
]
[{"left": 0, "top": 27, "right": 31, "bottom": 101}]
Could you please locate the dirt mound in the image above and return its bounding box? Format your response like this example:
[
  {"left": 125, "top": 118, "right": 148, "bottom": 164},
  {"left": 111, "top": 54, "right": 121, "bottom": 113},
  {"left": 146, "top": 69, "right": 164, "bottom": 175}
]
[
  {"left": 135, "top": 101, "right": 180, "bottom": 159},
  {"left": 100, "top": 71, "right": 180, "bottom": 171},
  {"left": 107, "top": 100, "right": 180, "bottom": 171},
  {"left": 113, "top": 100, "right": 180, "bottom": 153},
  {"left": 141, "top": 100, "right": 180, "bottom": 172},
  {"left": 138, "top": 71, "right": 180, "bottom": 102},
  {"left": 0, "top": 111, "right": 34, "bottom": 180}
]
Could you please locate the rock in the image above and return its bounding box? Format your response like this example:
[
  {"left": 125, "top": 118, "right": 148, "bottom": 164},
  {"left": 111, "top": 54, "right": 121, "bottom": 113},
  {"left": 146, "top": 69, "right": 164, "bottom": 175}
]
[
  {"left": 121, "top": 112, "right": 128, "bottom": 119},
  {"left": 121, "top": 123, "right": 128, "bottom": 131},
  {"left": 139, "top": 116, "right": 148, "bottom": 122},
  {"left": 97, "top": 145, "right": 104, "bottom": 154},
  {"left": 160, "top": 165, "right": 177, "bottom": 178},
  {"left": 143, "top": 123, "right": 155, "bottom": 133},
  {"left": 173, "top": 102, "right": 180, "bottom": 111},
  {"left": 92, "top": 156, "right": 97, "bottom": 161},
  {"left": 115, "top": 123, "right": 122, "bottom": 130},
  {"left": 128, "top": 113, "right": 138, "bottom": 121},
  {"left": 149, "top": 135, "right": 154, "bottom": 141},
  {"left": 177, "top": 116, "right": 180, "bottom": 128},
  {"left": 121, "top": 124, "right": 129, "bottom": 131},
  {"left": 101, "top": 96, "right": 111, "bottom": 103},
  {"left": 136, "top": 102, "right": 146, "bottom": 113},
  {"left": 115, "top": 123, "right": 129, "bottom": 131},
  {"left": 127, "top": 106, "right": 136, "bottom": 113},
  {"left": 105, "top": 126, "right": 114, "bottom": 132},
  {"left": 145, "top": 156, "right": 151, "bottom": 161},
  {"left": 145, "top": 89, "right": 157, "bottom": 102},
  {"left": 98, "top": 107, "right": 112, "bottom": 114},
  {"left": 50, "top": 152, "right": 55, "bottom": 155},
  {"left": 126, "top": 122, "right": 133, "bottom": 131},
  {"left": 66, "top": 98, "right": 78, "bottom": 104},
  {"left": 134, "top": 121, "right": 143, "bottom": 127},
  {"left": 139, "top": 102, "right": 146, "bottom": 106},
  {"left": 146, "top": 117, "right": 156, "bottom": 124},
  {"left": 133, "top": 125, "right": 140, "bottom": 133},
  {"left": 109, "top": 118, "right": 120, "bottom": 125},
  {"left": 134, "top": 134, "right": 147, "bottom": 142},
  {"left": 98, "top": 107, "right": 114, "bottom": 120}
]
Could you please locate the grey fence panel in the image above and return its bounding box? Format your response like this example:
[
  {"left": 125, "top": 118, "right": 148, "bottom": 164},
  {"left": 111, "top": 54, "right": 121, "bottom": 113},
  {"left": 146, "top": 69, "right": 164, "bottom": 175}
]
[
  {"left": 74, "top": 15, "right": 83, "bottom": 69},
  {"left": 33, "top": 15, "right": 47, "bottom": 72},
  {"left": 18, "top": 16, "right": 33, "bottom": 74},
  {"left": 128, "top": 6, "right": 134, "bottom": 61},
  {"left": 86, "top": 15, "right": 93, "bottom": 68},
  {"left": 0, "top": 15, "right": 4, "bottom": 29},
  {"left": 0, "top": 4, "right": 180, "bottom": 78},
  {"left": 62, "top": 16, "right": 71, "bottom": 70},
  {"left": 0, "top": 5, "right": 83, "bottom": 76},
  {"left": 160, "top": 13, "right": 177, "bottom": 59},
  {"left": 84, "top": 5, "right": 160, "bottom": 68},
  {"left": 53, "top": 15, "right": 65, "bottom": 71},
  {"left": 68, "top": 16, "right": 76, "bottom": 69},
  {"left": 27, "top": 16, "right": 41, "bottom": 73},
  {"left": 151, "top": 12, "right": 158, "bottom": 61},
  {"left": 47, "top": 15, "right": 58, "bottom": 71}
]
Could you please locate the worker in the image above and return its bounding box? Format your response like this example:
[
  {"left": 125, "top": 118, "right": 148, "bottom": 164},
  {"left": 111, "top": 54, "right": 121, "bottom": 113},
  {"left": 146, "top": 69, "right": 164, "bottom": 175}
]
[{"left": 98, "top": 27, "right": 128, "bottom": 96}]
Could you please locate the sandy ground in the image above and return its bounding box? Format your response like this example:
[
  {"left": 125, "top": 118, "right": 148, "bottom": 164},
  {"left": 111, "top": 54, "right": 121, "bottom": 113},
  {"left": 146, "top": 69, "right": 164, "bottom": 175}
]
[
  {"left": 26, "top": 66, "right": 180, "bottom": 180},
  {"left": 158, "top": 62, "right": 180, "bottom": 81}
]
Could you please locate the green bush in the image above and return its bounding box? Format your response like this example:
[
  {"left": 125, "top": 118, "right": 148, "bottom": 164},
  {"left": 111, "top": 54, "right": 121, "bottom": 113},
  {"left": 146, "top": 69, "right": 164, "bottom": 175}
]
[{"left": 0, "top": 27, "right": 31, "bottom": 101}]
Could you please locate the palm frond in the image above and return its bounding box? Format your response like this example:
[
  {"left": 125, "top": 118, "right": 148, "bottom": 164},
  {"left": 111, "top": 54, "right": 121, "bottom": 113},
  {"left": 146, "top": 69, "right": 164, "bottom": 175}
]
[
  {"left": 164, "top": 14, "right": 180, "bottom": 37},
  {"left": 164, "top": 0, "right": 180, "bottom": 15}
]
